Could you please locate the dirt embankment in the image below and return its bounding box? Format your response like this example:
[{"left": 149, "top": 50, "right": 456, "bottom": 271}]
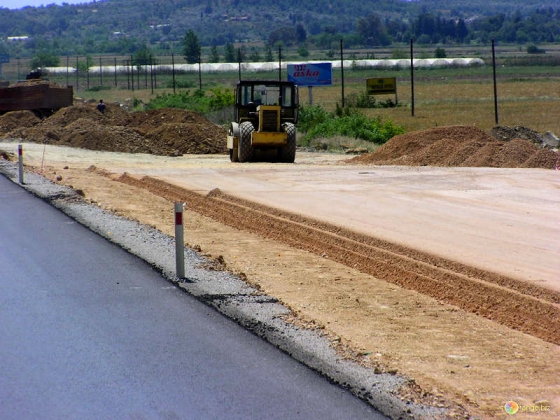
[
  {"left": 0, "top": 103, "right": 227, "bottom": 157},
  {"left": 348, "top": 125, "right": 559, "bottom": 169}
]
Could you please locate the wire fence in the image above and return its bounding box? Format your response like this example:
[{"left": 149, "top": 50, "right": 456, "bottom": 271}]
[{"left": 0, "top": 54, "right": 235, "bottom": 92}]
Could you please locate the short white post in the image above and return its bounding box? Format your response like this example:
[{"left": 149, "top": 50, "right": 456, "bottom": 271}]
[
  {"left": 174, "top": 203, "right": 185, "bottom": 279},
  {"left": 18, "top": 144, "right": 24, "bottom": 184}
]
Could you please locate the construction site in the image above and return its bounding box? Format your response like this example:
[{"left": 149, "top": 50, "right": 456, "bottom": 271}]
[{"left": 0, "top": 86, "right": 559, "bottom": 419}]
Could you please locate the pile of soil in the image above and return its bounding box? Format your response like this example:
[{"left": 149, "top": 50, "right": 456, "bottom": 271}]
[
  {"left": 0, "top": 110, "right": 41, "bottom": 133},
  {"left": 0, "top": 103, "right": 227, "bottom": 156},
  {"left": 348, "top": 125, "right": 559, "bottom": 169},
  {"left": 9, "top": 79, "right": 66, "bottom": 88}
]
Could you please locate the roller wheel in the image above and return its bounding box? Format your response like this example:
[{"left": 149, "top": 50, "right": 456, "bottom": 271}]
[
  {"left": 279, "top": 123, "right": 296, "bottom": 163},
  {"left": 229, "top": 148, "right": 239, "bottom": 162},
  {"left": 238, "top": 121, "right": 254, "bottom": 163}
]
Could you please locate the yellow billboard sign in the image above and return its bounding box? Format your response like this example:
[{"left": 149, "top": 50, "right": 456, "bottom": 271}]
[{"left": 366, "top": 77, "right": 397, "bottom": 95}]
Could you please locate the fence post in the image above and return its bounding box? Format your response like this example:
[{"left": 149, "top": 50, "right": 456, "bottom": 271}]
[
  {"left": 410, "top": 38, "right": 415, "bottom": 117},
  {"left": 18, "top": 144, "right": 24, "bottom": 184},
  {"left": 340, "top": 39, "right": 345, "bottom": 108},
  {"left": 492, "top": 39, "right": 499, "bottom": 125},
  {"left": 174, "top": 203, "right": 185, "bottom": 279}
]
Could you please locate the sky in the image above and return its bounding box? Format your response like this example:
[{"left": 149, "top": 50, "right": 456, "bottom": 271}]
[{"left": 2, "top": 0, "right": 93, "bottom": 9}]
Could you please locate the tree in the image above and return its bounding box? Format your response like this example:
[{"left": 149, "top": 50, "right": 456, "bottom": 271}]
[
  {"left": 434, "top": 47, "right": 447, "bottom": 58},
  {"left": 249, "top": 46, "right": 261, "bottom": 62},
  {"left": 182, "top": 29, "right": 201, "bottom": 64},
  {"left": 30, "top": 51, "right": 60, "bottom": 69},
  {"left": 224, "top": 42, "right": 236, "bottom": 62},
  {"left": 297, "top": 44, "right": 309, "bottom": 58},
  {"left": 356, "top": 14, "right": 391, "bottom": 46},
  {"left": 268, "top": 26, "right": 298, "bottom": 47},
  {"left": 295, "top": 23, "right": 307, "bottom": 43},
  {"left": 264, "top": 45, "right": 274, "bottom": 62},
  {"left": 209, "top": 44, "right": 220, "bottom": 63},
  {"left": 133, "top": 44, "right": 154, "bottom": 66}
]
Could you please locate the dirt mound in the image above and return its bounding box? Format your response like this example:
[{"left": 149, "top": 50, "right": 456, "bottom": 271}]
[
  {"left": 0, "top": 110, "right": 41, "bottom": 136},
  {"left": 490, "top": 125, "right": 543, "bottom": 144},
  {"left": 10, "top": 79, "right": 65, "bottom": 88},
  {"left": 349, "top": 125, "right": 559, "bottom": 169},
  {"left": 59, "top": 119, "right": 148, "bottom": 153},
  {"left": 1, "top": 103, "right": 227, "bottom": 157},
  {"left": 144, "top": 123, "right": 227, "bottom": 155},
  {"left": 126, "top": 108, "right": 213, "bottom": 134}
]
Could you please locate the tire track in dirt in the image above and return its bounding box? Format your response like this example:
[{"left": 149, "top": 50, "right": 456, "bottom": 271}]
[{"left": 113, "top": 171, "right": 560, "bottom": 346}]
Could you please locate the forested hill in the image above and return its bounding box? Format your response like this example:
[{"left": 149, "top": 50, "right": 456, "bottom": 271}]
[{"left": 1, "top": 0, "right": 560, "bottom": 60}]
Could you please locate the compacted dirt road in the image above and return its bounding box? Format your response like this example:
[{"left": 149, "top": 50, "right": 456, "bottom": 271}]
[{"left": 1, "top": 141, "right": 558, "bottom": 420}]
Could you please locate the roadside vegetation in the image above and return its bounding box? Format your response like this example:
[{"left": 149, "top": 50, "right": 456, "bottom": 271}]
[
  {"left": 297, "top": 105, "right": 404, "bottom": 147},
  {"left": 143, "top": 87, "right": 234, "bottom": 115}
]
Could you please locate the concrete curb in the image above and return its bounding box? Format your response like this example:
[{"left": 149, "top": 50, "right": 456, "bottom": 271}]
[{"left": 0, "top": 160, "right": 450, "bottom": 420}]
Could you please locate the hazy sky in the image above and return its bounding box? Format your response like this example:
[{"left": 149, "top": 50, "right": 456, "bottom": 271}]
[{"left": 2, "top": 0, "right": 93, "bottom": 9}]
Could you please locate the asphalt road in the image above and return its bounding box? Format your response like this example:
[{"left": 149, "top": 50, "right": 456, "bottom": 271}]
[{"left": 0, "top": 175, "right": 387, "bottom": 420}]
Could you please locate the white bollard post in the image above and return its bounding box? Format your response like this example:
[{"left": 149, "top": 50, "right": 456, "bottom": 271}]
[
  {"left": 18, "top": 144, "right": 24, "bottom": 184},
  {"left": 174, "top": 203, "right": 185, "bottom": 279}
]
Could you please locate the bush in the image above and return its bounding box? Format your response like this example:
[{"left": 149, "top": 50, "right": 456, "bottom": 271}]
[
  {"left": 297, "top": 105, "right": 331, "bottom": 132},
  {"left": 346, "top": 92, "right": 397, "bottom": 109},
  {"left": 526, "top": 44, "right": 546, "bottom": 54},
  {"left": 165, "top": 80, "right": 196, "bottom": 89},
  {"left": 145, "top": 87, "right": 234, "bottom": 113},
  {"left": 87, "top": 85, "right": 111, "bottom": 92},
  {"left": 298, "top": 105, "right": 404, "bottom": 145},
  {"left": 434, "top": 47, "right": 447, "bottom": 58}
]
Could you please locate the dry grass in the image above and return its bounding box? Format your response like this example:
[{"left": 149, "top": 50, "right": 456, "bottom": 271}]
[
  {"left": 313, "top": 77, "right": 560, "bottom": 136},
  {"left": 300, "top": 134, "right": 382, "bottom": 153}
]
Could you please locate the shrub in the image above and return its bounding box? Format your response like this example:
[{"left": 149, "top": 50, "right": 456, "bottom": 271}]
[
  {"left": 297, "top": 104, "right": 331, "bottom": 132},
  {"left": 298, "top": 105, "right": 404, "bottom": 144},
  {"left": 434, "top": 47, "right": 447, "bottom": 58},
  {"left": 526, "top": 44, "right": 546, "bottom": 54},
  {"left": 145, "top": 87, "right": 234, "bottom": 113}
]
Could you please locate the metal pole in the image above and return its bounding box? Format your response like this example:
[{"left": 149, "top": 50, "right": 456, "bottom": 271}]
[
  {"left": 99, "top": 57, "right": 102, "bottom": 87},
  {"left": 174, "top": 203, "right": 185, "bottom": 279},
  {"left": 18, "top": 144, "right": 24, "bottom": 184},
  {"left": 150, "top": 55, "right": 154, "bottom": 94},
  {"left": 340, "top": 39, "right": 345, "bottom": 108},
  {"left": 154, "top": 57, "right": 157, "bottom": 89},
  {"left": 278, "top": 45, "right": 282, "bottom": 81},
  {"left": 172, "top": 53, "right": 176, "bottom": 94},
  {"left": 492, "top": 39, "right": 499, "bottom": 125},
  {"left": 76, "top": 56, "right": 79, "bottom": 91},
  {"left": 410, "top": 38, "right": 415, "bottom": 117},
  {"left": 114, "top": 57, "right": 117, "bottom": 87},
  {"left": 238, "top": 49, "right": 242, "bottom": 81},
  {"left": 198, "top": 51, "right": 202, "bottom": 91}
]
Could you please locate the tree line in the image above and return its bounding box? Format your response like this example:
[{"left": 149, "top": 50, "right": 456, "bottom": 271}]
[{"left": 1, "top": 0, "right": 560, "bottom": 65}]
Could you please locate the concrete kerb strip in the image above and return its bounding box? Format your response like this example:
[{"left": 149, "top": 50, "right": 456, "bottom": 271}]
[{"left": 0, "top": 160, "right": 449, "bottom": 420}]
